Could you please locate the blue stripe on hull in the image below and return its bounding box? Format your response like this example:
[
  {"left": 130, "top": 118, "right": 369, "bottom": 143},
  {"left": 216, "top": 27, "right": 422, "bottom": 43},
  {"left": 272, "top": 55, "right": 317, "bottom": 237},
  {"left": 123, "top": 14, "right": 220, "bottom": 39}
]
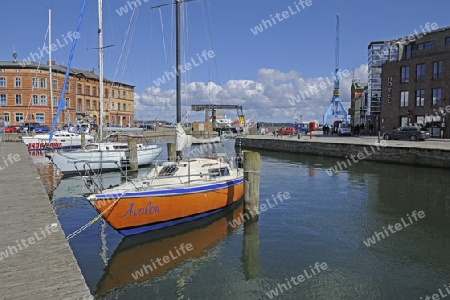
[
  {"left": 96, "top": 177, "right": 244, "bottom": 199},
  {"left": 118, "top": 201, "right": 240, "bottom": 236}
]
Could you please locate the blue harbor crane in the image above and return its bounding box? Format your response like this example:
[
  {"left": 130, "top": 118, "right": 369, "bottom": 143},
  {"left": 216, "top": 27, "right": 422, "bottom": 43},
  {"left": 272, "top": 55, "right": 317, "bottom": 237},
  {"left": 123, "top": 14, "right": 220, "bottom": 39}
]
[{"left": 323, "top": 14, "right": 348, "bottom": 126}]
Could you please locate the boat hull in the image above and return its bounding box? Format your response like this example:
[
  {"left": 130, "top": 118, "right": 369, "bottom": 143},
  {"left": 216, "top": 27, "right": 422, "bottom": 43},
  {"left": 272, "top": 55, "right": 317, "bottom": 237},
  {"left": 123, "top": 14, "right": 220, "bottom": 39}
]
[
  {"left": 47, "top": 146, "right": 162, "bottom": 174},
  {"left": 90, "top": 178, "right": 244, "bottom": 236}
]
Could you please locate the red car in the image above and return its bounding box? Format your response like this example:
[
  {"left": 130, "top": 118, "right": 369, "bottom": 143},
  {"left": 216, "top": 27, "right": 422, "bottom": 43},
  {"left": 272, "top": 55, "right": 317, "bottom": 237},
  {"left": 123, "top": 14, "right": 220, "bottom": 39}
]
[
  {"left": 276, "top": 126, "right": 298, "bottom": 136},
  {"left": 4, "top": 126, "right": 17, "bottom": 133}
]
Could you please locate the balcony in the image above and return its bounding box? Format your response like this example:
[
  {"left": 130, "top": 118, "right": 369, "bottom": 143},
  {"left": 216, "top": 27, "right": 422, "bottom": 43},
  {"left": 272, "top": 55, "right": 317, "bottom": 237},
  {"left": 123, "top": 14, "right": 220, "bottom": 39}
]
[
  {"left": 411, "top": 46, "right": 436, "bottom": 58},
  {"left": 75, "top": 110, "right": 90, "bottom": 115}
]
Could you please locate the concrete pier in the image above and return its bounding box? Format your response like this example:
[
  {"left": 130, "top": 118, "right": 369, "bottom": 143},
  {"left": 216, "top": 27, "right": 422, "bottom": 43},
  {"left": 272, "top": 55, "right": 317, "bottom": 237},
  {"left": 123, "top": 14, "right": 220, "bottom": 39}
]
[
  {"left": 0, "top": 143, "right": 91, "bottom": 299},
  {"left": 237, "top": 134, "right": 450, "bottom": 168}
]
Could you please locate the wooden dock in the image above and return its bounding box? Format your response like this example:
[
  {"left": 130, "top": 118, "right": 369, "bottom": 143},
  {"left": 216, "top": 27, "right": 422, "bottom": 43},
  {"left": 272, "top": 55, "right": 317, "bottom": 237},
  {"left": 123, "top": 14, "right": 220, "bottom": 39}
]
[{"left": 0, "top": 142, "right": 91, "bottom": 299}]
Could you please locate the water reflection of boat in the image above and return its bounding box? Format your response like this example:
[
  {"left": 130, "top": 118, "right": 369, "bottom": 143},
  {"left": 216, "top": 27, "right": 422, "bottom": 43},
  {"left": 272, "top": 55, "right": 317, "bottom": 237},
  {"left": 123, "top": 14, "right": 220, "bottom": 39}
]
[{"left": 95, "top": 201, "right": 243, "bottom": 297}]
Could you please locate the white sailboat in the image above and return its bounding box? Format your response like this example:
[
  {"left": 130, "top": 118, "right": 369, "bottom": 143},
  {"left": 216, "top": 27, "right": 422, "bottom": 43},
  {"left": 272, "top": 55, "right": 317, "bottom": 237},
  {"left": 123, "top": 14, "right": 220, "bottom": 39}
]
[
  {"left": 85, "top": 0, "right": 244, "bottom": 236},
  {"left": 45, "top": 0, "right": 162, "bottom": 175},
  {"left": 22, "top": 9, "right": 95, "bottom": 151},
  {"left": 46, "top": 133, "right": 161, "bottom": 174},
  {"left": 23, "top": 131, "right": 95, "bottom": 151}
]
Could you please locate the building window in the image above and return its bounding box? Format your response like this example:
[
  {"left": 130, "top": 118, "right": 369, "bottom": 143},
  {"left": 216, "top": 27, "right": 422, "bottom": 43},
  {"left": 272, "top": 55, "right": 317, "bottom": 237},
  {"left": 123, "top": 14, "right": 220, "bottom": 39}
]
[
  {"left": 4, "top": 113, "right": 10, "bottom": 123},
  {"left": 40, "top": 78, "right": 46, "bottom": 89},
  {"left": 32, "top": 78, "right": 38, "bottom": 88},
  {"left": 77, "top": 99, "right": 82, "bottom": 111},
  {"left": 105, "top": 89, "right": 109, "bottom": 98},
  {"left": 401, "top": 66, "right": 409, "bottom": 83},
  {"left": 123, "top": 103, "right": 126, "bottom": 111},
  {"left": 400, "top": 117, "right": 408, "bottom": 127},
  {"left": 15, "top": 95, "right": 21, "bottom": 105},
  {"left": 15, "top": 113, "right": 23, "bottom": 123},
  {"left": 405, "top": 45, "right": 411, "bottom": 60},
  {"left": 0, "top": 94, "right": 6, "bottom": 105},
  {"left": 112, "top": 90, "right": 115, "bottom": 98},
  {"left": 415, "top": 90, "right": 425, "bottom": 107},
  {"left": 86, "top": 100, "right": 90, "bottom": 110},
  {"left": 32, "top": 95, "right": 38, "bottom": 106},
  {"left": 446, "top": 37, "right": 450, "bottom": 45},
  {"left": 65, "top": 98, "right": 70, "bottom": 109},
  {"left": 432, "top": 88, "right": 442, "bottom": 106},
  {"left": 433, "top": 61, "right": 443, "bottom": 79},
  {"left": 0, "top": 77, "right": 5, "bottom": 87},
  {"left": 35, "top": 113, "right": 45, "bottom": 123},
  {"left": 123, "top": 91, "right": 126, "bottom": 98},
  {"left": 66, "top": 82, "right": 70, "bottom": 92},
  {"left": 93, "top": 100, "right": 97, "bottom": 111},
  {"left": 85, "top": 86, "right": 90, "bottom": 95},
  {"left": 111, "top": 102, "right": 115, "bottom": 110},
  {"left": 420, "top": 41, "right": 435, "bottom": 50},
  {"left": 416, "top": 116, "right": 425, "bottom": 126},
  {"left": 15, "top": 77, "right": 21, "bottom": 87},
  {"left": 53, "top": 80, "right": 58, "bottom": 91},
  {"left": 77, "top": 84, "right": 82, "bottom": 94},
  {"left": 416, "top": 64, "right": 425, "bottom": 82},
  {"left": 92, "top": 87, "right": 97, "bottom": 97},
  {"left": 40, "top": 95, "right": 47, "bottom": 106},
  {"left": 118, "top": 103, "right": 121, "bottom": 111},
  {"left": 53, "top": 96, "right": 58, "bottom": 107},
  {"left": 400, "top": 91, "right": 409, "bottom": 107}
]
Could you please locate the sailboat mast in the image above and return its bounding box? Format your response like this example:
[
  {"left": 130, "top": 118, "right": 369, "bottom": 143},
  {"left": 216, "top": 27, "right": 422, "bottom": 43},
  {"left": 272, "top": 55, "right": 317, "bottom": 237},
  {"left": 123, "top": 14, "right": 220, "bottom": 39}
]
[
  {"left": 98, "top": 0, "right": 104, "bottom": 140},
  {"left": 49, "top": 8, "right": 54, "bottom": 119},
  {"left": 176, "top": 0, "right": 182, "bottom": 159}
]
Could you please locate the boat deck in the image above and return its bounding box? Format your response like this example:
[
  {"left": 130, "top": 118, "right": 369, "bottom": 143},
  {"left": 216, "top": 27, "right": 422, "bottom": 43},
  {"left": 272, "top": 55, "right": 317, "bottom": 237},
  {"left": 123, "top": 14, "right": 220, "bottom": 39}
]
[{"left": 0, "top": 142, "right": 91, "bottom": 299}]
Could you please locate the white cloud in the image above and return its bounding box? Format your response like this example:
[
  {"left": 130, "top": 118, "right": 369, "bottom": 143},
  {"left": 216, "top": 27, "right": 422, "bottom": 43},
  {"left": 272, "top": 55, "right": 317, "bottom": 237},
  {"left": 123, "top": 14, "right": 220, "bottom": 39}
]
[{"left": 134, "top": 64, "right": 368, "bottom": 124}]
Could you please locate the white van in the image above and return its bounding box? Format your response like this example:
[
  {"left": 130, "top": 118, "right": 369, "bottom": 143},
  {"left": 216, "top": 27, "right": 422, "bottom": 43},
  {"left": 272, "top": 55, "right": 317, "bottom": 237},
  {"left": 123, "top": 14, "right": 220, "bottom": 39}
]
[{"left": 338, "top": 123, "right": 351, "bottom": 135}]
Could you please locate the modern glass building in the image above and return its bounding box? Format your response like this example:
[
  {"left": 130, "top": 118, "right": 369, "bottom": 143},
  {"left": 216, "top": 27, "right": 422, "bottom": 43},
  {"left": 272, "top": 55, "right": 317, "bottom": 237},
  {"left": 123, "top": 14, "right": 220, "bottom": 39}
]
[{"left": 367, "top": 41, "right": 399, "bottom": 132}]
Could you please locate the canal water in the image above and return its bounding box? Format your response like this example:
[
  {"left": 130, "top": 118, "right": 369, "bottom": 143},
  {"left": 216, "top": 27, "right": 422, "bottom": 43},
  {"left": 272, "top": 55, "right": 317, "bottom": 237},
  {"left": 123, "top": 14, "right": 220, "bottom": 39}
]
[{"left": 34, "top": 139, "right": 450, "bottom": 300}]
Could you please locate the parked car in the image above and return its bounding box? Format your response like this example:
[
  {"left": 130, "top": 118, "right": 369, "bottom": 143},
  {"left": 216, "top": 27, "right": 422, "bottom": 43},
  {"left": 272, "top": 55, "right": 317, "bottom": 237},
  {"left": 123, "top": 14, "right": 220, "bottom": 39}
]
[
  {"left": 337, "top": 123, "right": 351, "bottom": 135},
  {"left": 293, "top": 123, "right": 310, "bottom": 134},
  {"left": 276, "top": 126, "right": 298, "bottom": 136},
  {"left": 383, "top": 126, "right": 428, "bottom": 141},
  {"left": 4, "top": 126, "right": 17, "bottom": 133},
  {"left": 18, "top": 122, "right": 40, "bottom": 133},
  {"left": 33, "top": 125, "right": 50, "bottom": 133},
  {"left": 142, "top": 123, "right": 156, "bottom": 130},
  {"left": 331, "top": 120, "right": 347, "bottom": 135}
]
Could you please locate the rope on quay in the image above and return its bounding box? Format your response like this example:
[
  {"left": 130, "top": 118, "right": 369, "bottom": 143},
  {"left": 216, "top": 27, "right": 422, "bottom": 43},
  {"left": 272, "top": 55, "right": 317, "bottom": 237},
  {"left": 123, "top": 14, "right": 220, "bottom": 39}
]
[{"left": 66, "top": 193, "right": 124, "bottom": 240}]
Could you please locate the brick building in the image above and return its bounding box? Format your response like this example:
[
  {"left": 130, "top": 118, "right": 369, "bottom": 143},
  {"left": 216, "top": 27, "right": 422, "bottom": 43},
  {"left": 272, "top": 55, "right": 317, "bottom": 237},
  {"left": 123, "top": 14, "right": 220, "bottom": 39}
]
[
  {"left": 0, "top": 61, "right": 135, "bottom": 127},
  {"left": 368, "top": 25, "right": 450, "bottom": 138}
]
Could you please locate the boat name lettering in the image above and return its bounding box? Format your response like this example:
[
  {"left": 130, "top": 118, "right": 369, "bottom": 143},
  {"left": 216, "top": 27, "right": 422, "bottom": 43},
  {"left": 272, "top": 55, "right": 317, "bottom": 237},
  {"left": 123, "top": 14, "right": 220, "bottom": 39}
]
[
  {"left": 117, "top": 202, "right": 160, "bottom": 218},
  {"left": 27, "top": 142, "right": 62, "bottom": 149}
]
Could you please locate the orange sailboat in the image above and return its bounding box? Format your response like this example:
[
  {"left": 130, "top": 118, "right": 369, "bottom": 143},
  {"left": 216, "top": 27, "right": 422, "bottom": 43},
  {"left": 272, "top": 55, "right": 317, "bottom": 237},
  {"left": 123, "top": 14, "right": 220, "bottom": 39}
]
[{"left": 86, "top": 0, "right": 244, "bottom": 236}]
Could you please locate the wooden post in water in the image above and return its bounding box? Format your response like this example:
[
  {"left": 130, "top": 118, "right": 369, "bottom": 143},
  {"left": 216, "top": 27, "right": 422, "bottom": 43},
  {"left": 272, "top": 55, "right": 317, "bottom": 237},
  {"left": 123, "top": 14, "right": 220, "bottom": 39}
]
[
  {"left": 167, "top": 143, "right": 176, "bottom": 161},
  {"left": 127, "top": 138, "right": 138, "bottom": 171},
  {"left": 81, "top": 131, "right": 86, "bottom": 147},
  {"left": 243, "top": 150, "right": 260, "bottom": 221}
]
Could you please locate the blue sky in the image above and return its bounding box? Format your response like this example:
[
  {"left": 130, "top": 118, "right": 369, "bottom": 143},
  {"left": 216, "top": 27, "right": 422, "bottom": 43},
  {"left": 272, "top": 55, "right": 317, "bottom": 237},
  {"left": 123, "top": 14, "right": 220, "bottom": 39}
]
[{"left": 2, "top": 0, "right": 450, "bottom": 123}]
